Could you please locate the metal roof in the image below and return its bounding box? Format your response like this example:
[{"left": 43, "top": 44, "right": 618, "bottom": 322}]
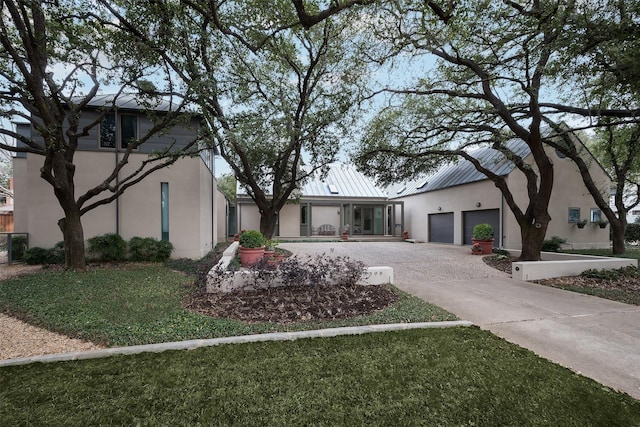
[
  {"left": 237, "top": 162, "right": 387, "bottom": 199},
  {"left": 77, "top": 94, "right": 184, "bottom": 112},
  {"left": 388, "top": 139, "right": 531, "bottom": 199},
  {"left": 302, "top": 163, "right": 387, "bottom": 199}
]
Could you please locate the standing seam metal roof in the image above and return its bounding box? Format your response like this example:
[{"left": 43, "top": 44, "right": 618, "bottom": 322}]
[
  {"left": 237, "top": 163, "right": 387, "bottom": 199},
  {"left": 388, "top": 139, "right": 531, "bottom": 199}
]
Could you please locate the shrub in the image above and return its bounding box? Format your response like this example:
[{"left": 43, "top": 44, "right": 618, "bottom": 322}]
[
  {"left": 23, "top": 241, "right": 65, "bottom": 265},
  {"left": 541, "top": 236, "right": 567, "bottom": 252},
  {"left": 491, "top": 248, "right": 511, "bottom": 259},
  {"left": 9, "top": 235, "right": 28, "bottom": 262},
  {"left": 472, "top": 223, "right": 494, "bottom": 240},
  {"left": 87, "top": 233, "right": 127, "bottom": 262},
  {"left": 239, "top": 230, "right": 264, "bottom": 248},
  {"left": 581, "top": 266, "right": 640, "bottom": 280},
  {"left": 129, "top": 237, "right": 174, "bottom": 262},
  {"left": 625, "top": 223, "right": 640, "bottom": 242}
]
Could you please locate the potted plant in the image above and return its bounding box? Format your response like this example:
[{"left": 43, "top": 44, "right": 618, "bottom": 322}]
[
  {"left": 576, "top": 219, "right": 587, "bottom": 229},
  {"left": 264, "top": 239, "right": 276, "bottom": 258},
  {"left": 471, "top": 223, "right": 494, "bottom": 255},
  {"left": 598, "top": 219, "right": 609, "bottom": 229},
  {"left": 471, "top": 243, "right": 483, "bottom": 255},
  {"left": 238, "top": 230, "right": 265, "bottom": 266}
]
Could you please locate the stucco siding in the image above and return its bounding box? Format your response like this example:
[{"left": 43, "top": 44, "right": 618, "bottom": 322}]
[
  {"left": 14, "top": 151, "right": 214, "bottom": 258},
  {"left": 311, "top": 205, "right": 341, "bottom": 233},
  {"left": 506, "top": 148, "right": 611, "bottom": 250},
  {"left": 278, "top": 204, "right": 301, "bottom": 237},
  {"left": 238, "top": 204, "right": 261, "bottom": 232}
]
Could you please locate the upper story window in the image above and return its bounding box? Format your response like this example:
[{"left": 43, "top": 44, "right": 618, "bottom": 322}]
[
  {"left": 99, "top": 113, "right": 138, "bottom": 149},
  {"left": 100, "top": 113, "right": 116, "bottom": 148},
  {"left": 120, "top": 115, "right": 138, "bottom": 149}
]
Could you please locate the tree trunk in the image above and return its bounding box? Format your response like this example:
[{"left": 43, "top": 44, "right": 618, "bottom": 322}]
[
  {"left": 517, "top": 221, "right": 548, "bottom": 261},
  {"left": 610, "top": 219, "right": 626, "bottom": 255},
  {"left": 259, "top": 208, "right": 279, "bottom": 239},
  {"left": 57, "top": 206, "right": 86, "bottom": 270}
]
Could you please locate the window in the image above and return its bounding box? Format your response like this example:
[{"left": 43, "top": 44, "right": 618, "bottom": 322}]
[
  {"left": 590, "top": 208, "right": 602, "bottom": 223},
  {"left": 161, "top": 182, "right": 169, "bottom": 241},
  {"left": 100, "top": 113, "right": 116, "bottom": 148},
  {"left": 100, "top": 113, "right": 138, "bottom": 149},
  {"left": 120, "top": 115, "right": 138, "bottom": 149},
  {"left": 568, "top": 207, "right": 580, "bottom": 223},
  {"left": 300, "top": 205, "right": 307, "bottom": 225}
]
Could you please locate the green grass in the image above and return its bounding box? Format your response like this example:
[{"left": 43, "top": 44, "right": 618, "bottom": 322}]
[
  {"left": 2, "top": 327, "right": 639, "bottom": 426},
  {"left": 548, "top": 285, "right": 640, "bottom": 305},
  {"left": 0, "top": 265, "right": 456, "bottom": 347}
]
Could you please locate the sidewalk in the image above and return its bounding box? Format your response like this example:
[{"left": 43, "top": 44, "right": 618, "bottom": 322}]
[{"left": 281, "top": 242, "right": 640, "bottom": 400}]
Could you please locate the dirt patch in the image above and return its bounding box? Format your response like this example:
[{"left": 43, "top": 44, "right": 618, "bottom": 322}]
[{"left": 185, "top": 284, "right": 398, "bottom": 324}]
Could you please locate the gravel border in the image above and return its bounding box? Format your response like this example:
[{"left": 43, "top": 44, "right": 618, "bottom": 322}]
[{"left": 0, "top": 264, "right": 104, "bottom": 361}]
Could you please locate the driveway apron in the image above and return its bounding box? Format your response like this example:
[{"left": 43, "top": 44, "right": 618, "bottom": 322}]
[{"left": 280, "top": 241, "right": 640, "bottom": 400}]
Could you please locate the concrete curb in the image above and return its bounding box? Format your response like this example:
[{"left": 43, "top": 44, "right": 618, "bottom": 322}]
[{"left": 0, "top": 321, "right": 473, "bottom": 367}]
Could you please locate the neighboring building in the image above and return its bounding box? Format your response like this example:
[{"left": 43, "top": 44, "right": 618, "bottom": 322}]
[
  {"left": 236, "top": 163, "right": 404, "bottom": 237},
  {"left": 389, "top": 139, "right": 612, "bottom": 250},
  {"left": 0, "top": 177, "right": 14, "bottom": 232},
  {"left": 12, "top": 94, "right": 226, "bottom": 259}
]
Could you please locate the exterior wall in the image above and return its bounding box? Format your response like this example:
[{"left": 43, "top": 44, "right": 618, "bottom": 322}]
[
  {"left": 400, "top": 180, "right": 502, "bottom": 244},
  {"left": 506, "top": 147, "right": 611, "bottom": 250},
  {"left": 215, "top": 188, "right": 228, "bottom": 243},
  {"left": 278, "top": 203, "right": 301, "bottom": 237},
  {"left": 13, "top": 151, "right": 215, "bottom": 259},
  {"left": 311, "top": 205, "right": 341, "bottom": 233},
  {"left": 237, "top": 203, "right": 261, "bottom": 232}
]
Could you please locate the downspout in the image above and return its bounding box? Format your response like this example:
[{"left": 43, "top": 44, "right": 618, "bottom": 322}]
[
  {"left": 501, "top": 193, "right": 505, "bottom": 248},
  {"left": 115, "top": 133, "right": 120, "bottom": 235}
]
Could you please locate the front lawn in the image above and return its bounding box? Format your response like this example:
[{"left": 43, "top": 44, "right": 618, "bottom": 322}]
[
  {"left": 2, "top": 327, "right": 639, "bottom": 425},
  {"left": 0, "top": 264, "right": 456, "bottom": 347}
]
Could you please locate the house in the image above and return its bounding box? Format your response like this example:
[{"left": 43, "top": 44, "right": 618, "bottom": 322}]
[
  {"left": 12, "top": 94, "right": 227, "bottom": 259},
  {"left": 389, "top": 139, "right": 612, "bottom": 250},
  {"left": 235, "top": 163, "right": 404, "bottom": 237}
]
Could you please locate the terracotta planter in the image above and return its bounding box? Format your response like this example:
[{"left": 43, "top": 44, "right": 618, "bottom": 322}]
[
  {"left": 471, "top": 238, "right": 494, "bottom": 255},
  {"left": 341, "top": 232, "right": 348, "bottom": 241},
  {"left": 264, "top": 249, "right": 275, "bottom": 259},
  {"left": 239, "top": 246, "right": 265, "bottom": 267},
  {"left": 403, "top": 231, "right": 409, "bottom": 239},
  {"left": 266, "top": 258, "right": 279, "bottom": 269}
]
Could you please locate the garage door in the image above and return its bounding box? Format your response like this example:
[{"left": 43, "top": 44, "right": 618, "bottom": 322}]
[
  {"left": 463, "top": 209, "right": 500, "bottom": 246},
  {"left": 429, "top": 212, "right": 454, "bottom": 243}
]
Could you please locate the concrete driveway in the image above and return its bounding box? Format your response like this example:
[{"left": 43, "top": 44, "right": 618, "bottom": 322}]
[{"left": 280, "top": 241, "right": 640, "bottom": 400}]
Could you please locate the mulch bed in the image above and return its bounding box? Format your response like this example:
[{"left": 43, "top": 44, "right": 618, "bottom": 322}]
[{"left": 185, "top": 284, "right": 398, "bottom": 324}]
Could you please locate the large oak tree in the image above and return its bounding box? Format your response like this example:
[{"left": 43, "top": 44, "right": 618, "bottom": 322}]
[
  {"left": 106, "top": 0, "right": 368, "bottom": 238},
  {"left": 0, "top": 1, "right": 200, "bottom": 269}
]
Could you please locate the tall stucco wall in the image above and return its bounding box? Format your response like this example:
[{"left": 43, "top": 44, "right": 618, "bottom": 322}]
[{"left": 14, "top": 152, "right": 214, "bottom": 259}]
